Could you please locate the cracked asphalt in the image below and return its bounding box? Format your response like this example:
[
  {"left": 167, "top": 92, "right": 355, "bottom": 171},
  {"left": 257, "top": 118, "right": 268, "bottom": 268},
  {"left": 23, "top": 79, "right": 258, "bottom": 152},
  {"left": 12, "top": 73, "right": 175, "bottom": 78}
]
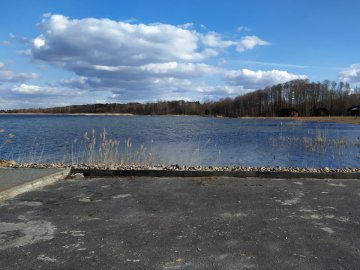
[{"left": 0, "top": 176, "right": 360, "bottom": 269}]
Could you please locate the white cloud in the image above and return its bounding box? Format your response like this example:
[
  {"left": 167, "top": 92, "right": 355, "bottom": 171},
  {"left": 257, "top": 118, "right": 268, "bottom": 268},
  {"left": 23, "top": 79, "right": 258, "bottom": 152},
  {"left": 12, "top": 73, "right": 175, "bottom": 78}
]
[
  {"left": 32, "top": 14, "right": 212, "bottom": 66},
  {"left": 225, "top": 69, "right": 307, "bottom": 89},
  {"left": 178, "top": 23, "right": 194, "bottom": 29},
  {"left": 30, "top": 14, "right": 269, "bottom": 70},
  {"left": 236, "top": 60, "right": 311, "bottom": 69},
  {"left": 49, "top": 76, "right": 89, "bottom": 90},
  {"left": 102, "top": 78, "right": 248, "bottom": 102},
  {"left": 202, "top": 32, "right": 236, "bottom": 48},
  {"left": 202, "top": 32, "right": 269, "bottom": 53},
  {"left": 33, "top": 38, "right": 45, "bottom": 49},
  {"left": 0, "top": 63, "right": 38, "bottom": 85},
  {"left": 339, "top": 64, "right": 360, "bottom": 83},
  {"left": 139, "top": 62, "right": 223, "bottom": 77},
  {"left": 236, "top": 36, "right": 270, "bottom": 52},
  {"left": 237, "top": 26, "right": 252, "bottom": 32},
  {"left": 84, "top": 62, "right": 222, "bottom": 77},
  {"left": 11, "top": 84, "right": 65, "bottom": 95},
  {"left": 5, "top": 13, "right": 305, "bottom": 107},
  {"left": 31, "top": 14, "right": 266, "bottom": 101},
  {"left": 0, "top": 84, "right": 93, "bottom": 109},
  {"left": 12, "top": 84, "right": 42, "bottom": 94}
]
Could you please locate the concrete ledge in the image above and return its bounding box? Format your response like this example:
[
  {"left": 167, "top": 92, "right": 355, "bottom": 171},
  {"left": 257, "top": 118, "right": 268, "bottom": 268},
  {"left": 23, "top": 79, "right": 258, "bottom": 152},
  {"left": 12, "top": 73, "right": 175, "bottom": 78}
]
[
  {"left": 0, "top": 168, "right": 71, "bottom": 201},
  {"left": 71, "top": 168, "right": 360, "bottom": 179}
]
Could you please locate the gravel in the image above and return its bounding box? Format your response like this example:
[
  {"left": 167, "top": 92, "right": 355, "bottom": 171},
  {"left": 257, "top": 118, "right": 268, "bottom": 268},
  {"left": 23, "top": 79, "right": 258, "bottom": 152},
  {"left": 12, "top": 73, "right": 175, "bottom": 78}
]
[{"left": 4, "top": 162, "right": 360, "bottom": 174}]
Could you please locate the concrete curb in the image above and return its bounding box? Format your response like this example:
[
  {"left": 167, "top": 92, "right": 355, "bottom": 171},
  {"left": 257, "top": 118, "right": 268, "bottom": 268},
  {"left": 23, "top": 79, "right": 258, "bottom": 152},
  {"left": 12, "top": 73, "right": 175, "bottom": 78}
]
[
  {"left": 0, "top": 168, "right": 71, "bottom": 201},
  {"left": 71, "top": 169, "right": 360, "bottom": 179}
]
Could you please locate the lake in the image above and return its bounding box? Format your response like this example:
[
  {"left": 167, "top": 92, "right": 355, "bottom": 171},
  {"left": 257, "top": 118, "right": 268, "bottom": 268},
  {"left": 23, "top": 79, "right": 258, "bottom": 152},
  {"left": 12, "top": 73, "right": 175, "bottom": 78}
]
[{"left": 0, "top": 115, "right": 360, "bottom": 168}]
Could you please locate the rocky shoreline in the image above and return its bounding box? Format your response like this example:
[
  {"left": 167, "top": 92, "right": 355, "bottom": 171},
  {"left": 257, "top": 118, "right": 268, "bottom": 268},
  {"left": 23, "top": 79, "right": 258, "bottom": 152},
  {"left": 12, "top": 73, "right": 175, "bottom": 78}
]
[{"left": 3, "top": 161, "right": 360, "bottom": 174}]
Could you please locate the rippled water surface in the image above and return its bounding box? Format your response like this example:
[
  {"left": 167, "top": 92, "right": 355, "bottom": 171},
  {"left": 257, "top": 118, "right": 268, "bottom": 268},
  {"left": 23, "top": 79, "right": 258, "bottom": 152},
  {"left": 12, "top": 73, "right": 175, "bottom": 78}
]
[{"left": 1, "top": 115, "right": 360, "bottom": 168}]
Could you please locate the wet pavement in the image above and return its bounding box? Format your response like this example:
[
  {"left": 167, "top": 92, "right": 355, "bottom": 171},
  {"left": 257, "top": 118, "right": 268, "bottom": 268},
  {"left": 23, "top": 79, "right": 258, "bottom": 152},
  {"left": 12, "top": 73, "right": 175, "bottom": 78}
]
[{"left": 0, "top": 176, "right": 360, "bottom": 269}]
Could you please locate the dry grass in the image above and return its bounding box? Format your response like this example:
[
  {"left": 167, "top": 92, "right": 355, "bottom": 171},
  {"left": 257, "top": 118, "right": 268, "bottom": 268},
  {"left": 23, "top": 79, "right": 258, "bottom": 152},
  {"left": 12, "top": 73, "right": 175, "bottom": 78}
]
[
  {"left": 270, "top": 124, "right": 359, "bottom": 158},
  {"left": 0, "top": 128, "right": 157, "bottom": 166},
  {"left": 0, "top": 129, "right": 13, "bottom": 149},
  {"left": 0, "top": 129, "right": 16, "bottom": 163},
  {"left": 77, "top": 128, "right": 155, "bottom": 166}
]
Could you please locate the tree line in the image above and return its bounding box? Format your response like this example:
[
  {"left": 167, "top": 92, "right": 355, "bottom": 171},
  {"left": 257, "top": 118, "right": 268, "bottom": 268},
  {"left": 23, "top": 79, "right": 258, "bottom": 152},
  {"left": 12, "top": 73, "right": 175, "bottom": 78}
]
[{"left": 3, "top": 79, "right": 360, "bottom": 117}]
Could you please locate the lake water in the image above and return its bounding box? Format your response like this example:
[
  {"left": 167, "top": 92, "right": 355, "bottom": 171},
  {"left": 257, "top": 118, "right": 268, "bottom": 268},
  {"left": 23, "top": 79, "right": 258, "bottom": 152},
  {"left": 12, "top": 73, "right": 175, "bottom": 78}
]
[{"left": 0, "top": 115, "right": 360, "bottom": 168}]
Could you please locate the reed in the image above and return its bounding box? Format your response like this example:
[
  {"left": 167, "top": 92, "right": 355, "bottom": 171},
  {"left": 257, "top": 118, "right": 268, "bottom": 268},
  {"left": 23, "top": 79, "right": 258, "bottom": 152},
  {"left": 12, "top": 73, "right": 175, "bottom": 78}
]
[
  {"left": 270, "top": 126, "right": 360, "bottom": 160},
  {"left": 182, "top": 138, "right": 221, "bottom": 166},
  {"left": 0, "top": 129, "right": 14, "bottom": 157},
  {"left": 78, "top": 128, "right": 155, "bottom": 166},
  {"left": 314, "top": 128, "right": 327, "bottom": 146},
  {"left": 0, "top": 128, "right": 157, "bottom": 166},
  {"left": 0, "top": 129, "right": 13, "bottom": 147}
]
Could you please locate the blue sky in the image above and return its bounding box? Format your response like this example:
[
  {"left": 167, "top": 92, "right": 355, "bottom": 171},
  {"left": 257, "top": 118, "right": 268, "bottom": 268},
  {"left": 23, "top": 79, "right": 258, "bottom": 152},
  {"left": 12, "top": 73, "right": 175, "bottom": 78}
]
[{"left": 0, "top": 0, "right": 359, "bottom": 109}]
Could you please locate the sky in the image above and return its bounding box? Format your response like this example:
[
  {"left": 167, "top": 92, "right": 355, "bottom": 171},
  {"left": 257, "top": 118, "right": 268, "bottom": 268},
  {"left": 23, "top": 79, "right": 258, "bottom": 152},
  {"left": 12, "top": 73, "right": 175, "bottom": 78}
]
[{"left": 0, "top": 0, "right": 360, "bottom": 109}]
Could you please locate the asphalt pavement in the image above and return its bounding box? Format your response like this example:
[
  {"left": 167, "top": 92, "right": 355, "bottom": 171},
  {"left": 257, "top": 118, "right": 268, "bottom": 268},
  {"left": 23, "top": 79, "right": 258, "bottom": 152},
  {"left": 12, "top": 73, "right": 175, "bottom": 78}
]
[
  {"left": 0, "top": 168, "right": 62, "bottom": 189},
  {"left": 0, "top": 168, "right": 70, "bottom": 201},
  {"left": 0, "top": 176, "right": 360, "bottom": 269}
]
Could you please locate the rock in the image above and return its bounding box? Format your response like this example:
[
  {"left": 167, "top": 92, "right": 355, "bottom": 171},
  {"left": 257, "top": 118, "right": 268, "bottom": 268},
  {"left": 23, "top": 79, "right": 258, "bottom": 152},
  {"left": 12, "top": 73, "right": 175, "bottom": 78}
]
[
  {"left": 11, "top": 162, "right": 360, "bottom": 176},
  {"left": 0, "top": 160, "right": 16, "bottom": 167},
  {"left": 70, "top": 173, "right": 84, "bottom": 178}
]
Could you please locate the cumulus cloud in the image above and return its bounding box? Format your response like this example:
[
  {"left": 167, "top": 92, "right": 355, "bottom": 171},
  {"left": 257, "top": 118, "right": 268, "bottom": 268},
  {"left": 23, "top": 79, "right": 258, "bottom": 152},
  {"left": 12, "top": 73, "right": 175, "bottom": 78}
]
[
  {"left": 0, "top": 84, "right": 90, "bottom": 109},
  {"left": 48, "top": 76, "right": 90, "bottom": 90},
  {"left": 9, "top": 13, "right": 309, "bottom": 105},
  {"left": 0, "top": 83, "right": 94, "bottom": 110},
  {"left": 31, "top": 14, "right": 213, "bottom": 66},
  {"left": 139, "top": 62, "right": 223, "bottom": 77},
  {"left": 339, "top": 64, "right": 360, "bottom": 83},
  {"left": 202, "top": 32, "right": 269, "bottom": 52},
  {"left": 178, "top": 23, "right": 194, "bottom": 29},
  {"left": 236, "top": 36, "right": 270, "bottom": 52},
  {"left": 29, "top": 14, "right": 271, "bottom": 99},
  {"left": 104, "top": 78, "right": 248, "bottom": 102},
  {"left": 225, "top": 69, "right": 307, "bottom": 89},
  {"left": 202, "top": 32, "right": 236, "bottom": 48},
  {"left": 11, "top": 84, "right": 61, "bottom": 95},
  {"left": 32, "top": 15, "right": 268, "bottom": 64},
  {"left": 0, "top": 63, "right": 38, "bottom": 85},
  {"left": 81, "top": 62, "right": 222, "bottom": 78}
]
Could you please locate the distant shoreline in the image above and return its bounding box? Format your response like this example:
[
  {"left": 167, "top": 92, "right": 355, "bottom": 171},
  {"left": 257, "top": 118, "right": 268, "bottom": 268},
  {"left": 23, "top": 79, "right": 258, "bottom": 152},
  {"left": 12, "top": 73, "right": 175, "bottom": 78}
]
[
  {"left": 0, "top": 113, "right": 135, "bottom": 116},
  {"left": 1, "top": 113, "right": 359, "bottom": 124},
  {"left": 241, "top": 116, "right": 360, "bottom": 125}
]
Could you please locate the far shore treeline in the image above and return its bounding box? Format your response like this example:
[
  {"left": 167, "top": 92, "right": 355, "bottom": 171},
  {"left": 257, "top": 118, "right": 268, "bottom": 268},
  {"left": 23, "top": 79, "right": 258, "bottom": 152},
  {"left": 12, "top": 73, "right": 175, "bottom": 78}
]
[{"left": 3, "top": 79, "right": 360, "bottom": 117}]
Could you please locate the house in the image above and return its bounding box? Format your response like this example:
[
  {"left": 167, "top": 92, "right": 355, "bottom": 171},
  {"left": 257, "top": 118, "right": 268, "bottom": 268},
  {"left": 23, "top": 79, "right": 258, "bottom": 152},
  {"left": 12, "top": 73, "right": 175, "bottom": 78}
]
[
  {"left": 348, "top": 105, "right": 360, "bottom": 116},
  {"left": 278, "top": 108, "right": 300, "bottom": 117},
  {"left": 313, "top": 107, "right": 330, "bottom": 116}
]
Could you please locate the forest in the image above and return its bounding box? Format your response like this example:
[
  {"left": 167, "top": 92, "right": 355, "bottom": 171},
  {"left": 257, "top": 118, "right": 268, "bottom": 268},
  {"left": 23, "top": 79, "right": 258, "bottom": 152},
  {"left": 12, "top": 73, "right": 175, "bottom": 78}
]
[{"left": 3, "top": 79, "right": 360, "bottom": 117}]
